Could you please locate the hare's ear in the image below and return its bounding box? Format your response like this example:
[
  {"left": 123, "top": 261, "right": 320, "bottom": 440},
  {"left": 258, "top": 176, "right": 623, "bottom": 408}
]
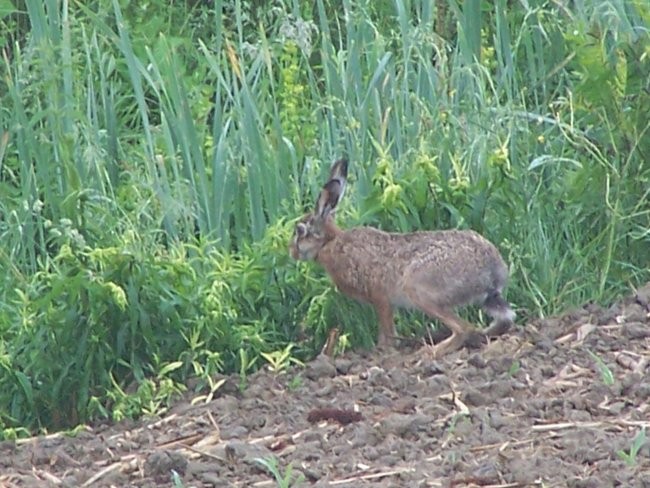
[
  {"left": 329, "top": 158, "right": 348, "bottom": 186},
  {"left": 314, "top": 158, "right": 348, "bottom": 220}
]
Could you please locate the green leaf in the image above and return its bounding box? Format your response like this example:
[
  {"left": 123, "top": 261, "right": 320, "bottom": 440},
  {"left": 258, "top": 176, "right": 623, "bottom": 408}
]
[
  {"left": 14, "top": 372, "right": 34, "bottom": 409},
  {"left": 158, "top": 361, "right": 183, "bottom": 378},
  {"left": 0, "top": 0, "right": 15, "bottom": 19}
]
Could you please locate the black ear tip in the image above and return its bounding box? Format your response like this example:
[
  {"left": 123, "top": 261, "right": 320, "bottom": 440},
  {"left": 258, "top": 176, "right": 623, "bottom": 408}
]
[{"left": 334, "top": 157, "right": 349, "bottom": 175}]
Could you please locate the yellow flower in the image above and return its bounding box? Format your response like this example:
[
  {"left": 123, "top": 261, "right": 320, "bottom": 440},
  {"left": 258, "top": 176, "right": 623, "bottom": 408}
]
[{"left": 381, "top": 183, "right": 403, "bottom": 208}]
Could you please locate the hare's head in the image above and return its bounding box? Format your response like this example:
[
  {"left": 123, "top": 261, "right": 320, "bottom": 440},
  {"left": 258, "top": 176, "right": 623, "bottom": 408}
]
[{"left": 290, "top": 158, "right": 348, "bottom": 261}]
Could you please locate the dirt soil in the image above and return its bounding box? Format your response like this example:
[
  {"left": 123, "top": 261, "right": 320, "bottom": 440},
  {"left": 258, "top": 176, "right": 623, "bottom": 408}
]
[{"left": 2, "top": 285, "right": 650, "bottom": 488}]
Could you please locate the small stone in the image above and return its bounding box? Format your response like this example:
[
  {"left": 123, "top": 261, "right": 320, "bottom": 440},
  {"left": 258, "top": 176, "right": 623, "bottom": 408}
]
[
  {"left": 488, "top": 410, "right": 506, "bottom": 429},
  {"left": 622, "top": 322, "right": 649, "bottom": 339},
  {"left": 222, "top": 440, "right": 273, "bottom": 467},
  {"left": 334, "top": 358, "right": 353, "bottom": 374},
  {"left": 608, "top": 401, "right": 626, "bottom": 415},
  {"left": 487, "top": 356, "right": 515, "bottom": 374},
  {"left": 393, "top": 397, "right": 417, "bottom": 414},
  {"left": 567, "top": 410, "right": 592, "bottom": 422},
  {"left": 570, "top": 476, "right": 604, "bottom": 488},
  {"left": 534, "top": 336, "right": 555, "bottom": 353},
  {"left": 367, "top": 370, "right": 392, "bottom": 387},
  {"left": 635, "top": 383, "right": 650, "bottom": 399},
  {"left": 144, "top": 450, "right": 188, "bottom": 478},
  {"left": 621, "top": 303, "right": 647, "bottom": 322},
  {"left": 302, "top": 466, "right": 322, "bottom": 482},
  {"left": 198, "top": 472, "right": 224, "bottom": 485},
  {"left": 211, "top": 394, "right": 239, "bottom": 412},
  {"left": 379, "top": 413, "right": 429, "bottom": 437},
  {"left": 349, "top": 425, "right": 375, "bottom": 448},
  {"left": 221, "top": 425, "right": 248, "bottom": 440},
  {"left": 540, "top": 366, "right": 556, "bottom": 378},
  {"left": 620, "top": 372, "right": 642, "bottom": 392},
  {"left": 468, "top": 353, "right": 487, "bottom": 369},
  {"left": 505, "top": 457, "right": 537, "bottom": 484},
  {"left": 421, "top": 361, "right": 446, "bottom": 376},
  {"left": 314, "top": 384, "right": 334, "bottom": 396},
  {"left": 488, "top": 380, "right": 515, "bottom": 399},
  {"left": 377, "top": 454, "right": 401, "bottom": 466},
  {"left": 463, "top": 388, "right": 488, "bottom": 406},
  {"left": 362, "top": 446, "right": 381, "bottom": 461},
  {"left": 187, "top": 461, "right": 220, "bottom": 475},
  {"left": 305, "top": 354, "right": 337, "bottom": 380},
  {"left": 472, "top": 460, "right": 499, "bottom": 479}
]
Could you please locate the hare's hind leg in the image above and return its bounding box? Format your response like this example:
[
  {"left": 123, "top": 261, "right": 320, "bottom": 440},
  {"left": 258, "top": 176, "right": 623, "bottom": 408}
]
[
  {"left": 482, "top": 290, "right": 515, "bottom": 337},
  {"left": 409, "top": 297, "right": 475, "bottom": 357},
  {"left": 426, "top": 309, "right": 475, "bottom": 358}
]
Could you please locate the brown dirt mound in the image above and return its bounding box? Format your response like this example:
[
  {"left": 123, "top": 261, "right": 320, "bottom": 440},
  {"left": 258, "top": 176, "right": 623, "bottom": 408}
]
[{"left": 2, "top": 285, "right": 650, "bottom": 487}]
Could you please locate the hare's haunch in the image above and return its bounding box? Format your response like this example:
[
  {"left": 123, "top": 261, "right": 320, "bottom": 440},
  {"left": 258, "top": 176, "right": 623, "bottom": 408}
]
[{"left": 290, "top": 158, "right": 515, "bottom": 357}]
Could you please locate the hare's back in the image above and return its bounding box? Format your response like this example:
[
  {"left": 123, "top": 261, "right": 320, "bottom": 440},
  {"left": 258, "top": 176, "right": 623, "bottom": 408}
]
[
  {"left": 399, "top": 229, "right": 509, "bottom": 306},
  {"left": 331, "top": 227, "right": 505, "bottom": 271},
  {"left": 318, "top": 227, "right": 508, "bottom": 309}
]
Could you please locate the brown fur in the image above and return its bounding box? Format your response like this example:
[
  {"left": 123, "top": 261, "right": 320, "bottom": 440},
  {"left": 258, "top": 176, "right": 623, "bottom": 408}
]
[{"left": 290, "top": 159, "right": 515, "bottom": 356}]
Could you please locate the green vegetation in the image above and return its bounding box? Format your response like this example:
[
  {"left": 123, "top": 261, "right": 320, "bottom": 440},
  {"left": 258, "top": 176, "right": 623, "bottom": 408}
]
[
  {"left": 0, "top": 0, "right": 648, "bottom": 437},
  {"left": 255, "top": 456, "right": 306, "bottom": 488},
  {"left": 587, "top": 349, "right": 615, "bottom": 386},
  {"left": 617, "top": 427, "right": 647, "bottom": 466}
]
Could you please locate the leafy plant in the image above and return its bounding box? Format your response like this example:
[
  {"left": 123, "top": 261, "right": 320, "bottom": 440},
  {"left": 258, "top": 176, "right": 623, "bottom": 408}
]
[
  {"left": 508, "top": 359, "right": 521, "bottom": 377},
  {"left": 171, "top": 469, "right": 184, "bottom": 488},
  {"left": 617, "top": 427, "right": 647, "bottom": 466},
  {"left": 261, "top": 344, "right": 303, "bottom": 374},
  {"left": 287, "top": 375, "right": 303, "bottom": 391},
  {"left": 447, "top": 412, "right": 471, "bottom": 437},
  {"left": 255, "top": 456, "right": 305, "bottom": 488},
  {"left": 587, "top": 350, "right": 615, "bottom": 386}
]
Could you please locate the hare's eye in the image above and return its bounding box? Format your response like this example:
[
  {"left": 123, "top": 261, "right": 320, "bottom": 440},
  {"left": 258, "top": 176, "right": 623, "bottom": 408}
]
[{"left": 295, "top": 223, "right": 308, "bottom": 238}]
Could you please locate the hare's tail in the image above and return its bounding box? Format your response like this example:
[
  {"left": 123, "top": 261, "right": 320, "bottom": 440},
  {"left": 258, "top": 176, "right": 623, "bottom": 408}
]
[{"left": 482, "top": 290, "right": 515, "bottom": 337}]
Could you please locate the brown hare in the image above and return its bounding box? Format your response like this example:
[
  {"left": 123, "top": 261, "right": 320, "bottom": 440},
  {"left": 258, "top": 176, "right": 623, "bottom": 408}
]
[{"left": 290, "top": 158, "right": 515, "bottom": 357}]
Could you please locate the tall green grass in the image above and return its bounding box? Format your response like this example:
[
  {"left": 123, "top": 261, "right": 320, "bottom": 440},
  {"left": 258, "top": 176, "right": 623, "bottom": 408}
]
[{"left": 0, "top": 0, "right": 648, "bottom": 435}]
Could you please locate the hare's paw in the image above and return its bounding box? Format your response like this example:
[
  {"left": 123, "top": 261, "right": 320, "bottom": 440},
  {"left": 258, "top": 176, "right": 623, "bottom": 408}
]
[
  {"left": 485, "top": 319, "right": 512, "bottom": 337},
  {"left": 376, "top": 333, "right": 398, "bottom": 350},
  {"left": 421, "top": 332, "right": 467, "bottom": 359}
]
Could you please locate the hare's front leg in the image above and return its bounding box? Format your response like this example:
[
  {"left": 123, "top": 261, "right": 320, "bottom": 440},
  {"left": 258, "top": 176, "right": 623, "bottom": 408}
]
[{"left": 373, "top": 299, "right": 396, "bottom": 347}]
